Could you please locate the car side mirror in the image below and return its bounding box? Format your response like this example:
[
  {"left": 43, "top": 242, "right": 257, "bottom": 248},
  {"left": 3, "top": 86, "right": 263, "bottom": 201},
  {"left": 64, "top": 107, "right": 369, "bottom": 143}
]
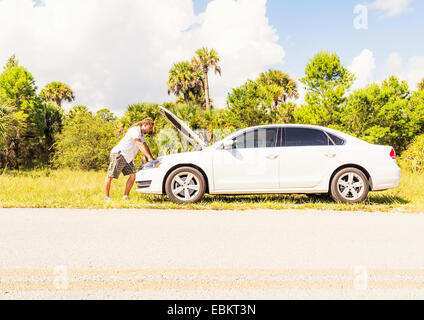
[{"left": 223, "top": 140, "right": 235, "bottom": 150}]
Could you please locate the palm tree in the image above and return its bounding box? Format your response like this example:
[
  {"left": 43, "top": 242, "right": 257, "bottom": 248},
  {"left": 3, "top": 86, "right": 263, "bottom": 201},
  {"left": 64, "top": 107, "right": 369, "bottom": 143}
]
[
  {"left": 257, "top": 70, "right": 299, "bottom": 110},
  {"left": 167, "top": 61, "right": 203, "bottom": 103},
  {"left": 40, "top": 82, "right": 75, "bottom": 108},
  {"left": 191, "top": 47, "right": 222, "bottom": 111}
]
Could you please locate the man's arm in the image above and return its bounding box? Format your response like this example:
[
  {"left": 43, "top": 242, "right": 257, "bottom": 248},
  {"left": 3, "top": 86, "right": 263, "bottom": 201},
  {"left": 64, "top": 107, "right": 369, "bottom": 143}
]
[{"left": 134, "top": 138, "right": 155, "bottom": 162}]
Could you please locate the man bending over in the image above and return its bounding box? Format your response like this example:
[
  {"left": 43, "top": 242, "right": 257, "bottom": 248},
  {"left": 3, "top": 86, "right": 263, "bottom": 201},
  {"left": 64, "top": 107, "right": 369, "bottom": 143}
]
[{"left": 104, "top": 118, "right": 155, "bottom": 201}]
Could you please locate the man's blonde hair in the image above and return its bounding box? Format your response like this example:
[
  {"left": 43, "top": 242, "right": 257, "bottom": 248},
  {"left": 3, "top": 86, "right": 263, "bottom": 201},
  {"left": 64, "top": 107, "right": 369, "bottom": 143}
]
[{"left": 131, "top": 117, "right": 154, "bottom": 128}]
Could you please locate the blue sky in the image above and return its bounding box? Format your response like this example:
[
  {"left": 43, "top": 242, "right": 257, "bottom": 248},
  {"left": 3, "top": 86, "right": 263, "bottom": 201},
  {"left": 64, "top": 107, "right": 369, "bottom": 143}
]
[
  {"left": 5, "top": 0, "right": 422, "bottom": 112},
  {"left": 196, "top": 0, "right": 424, "bottom": 82}
]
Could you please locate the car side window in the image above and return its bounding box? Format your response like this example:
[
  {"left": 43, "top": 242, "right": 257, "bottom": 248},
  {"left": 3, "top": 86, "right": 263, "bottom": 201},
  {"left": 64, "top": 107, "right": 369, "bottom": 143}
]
[
  {"left": 327, "top": 132, "right": 346, "bottom": 146},
  {"left": 284, "top": 128, "right": 330, "bottom": 147},
  {"left": 234, "top": 128, "right": 279, "bottom": 149}
]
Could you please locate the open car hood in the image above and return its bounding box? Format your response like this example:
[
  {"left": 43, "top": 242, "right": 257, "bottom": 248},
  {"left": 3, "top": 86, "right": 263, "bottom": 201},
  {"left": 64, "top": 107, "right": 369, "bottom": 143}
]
[{"left": 159, "top": 106, "right": 208, "bottom": 150}]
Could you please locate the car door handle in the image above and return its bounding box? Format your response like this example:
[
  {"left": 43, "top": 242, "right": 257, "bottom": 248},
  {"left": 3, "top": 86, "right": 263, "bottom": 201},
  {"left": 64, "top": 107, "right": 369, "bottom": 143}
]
[
  {"left": 266, "top": 154, "right": 279, "bottom": 160},
  {"left": 325, "top": 153, "right": 337, "bottom": 158}
]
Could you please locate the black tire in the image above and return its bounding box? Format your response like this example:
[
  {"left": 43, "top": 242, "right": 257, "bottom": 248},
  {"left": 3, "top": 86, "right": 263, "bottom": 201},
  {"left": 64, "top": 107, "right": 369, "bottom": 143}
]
[
  {"left": 165, "top": 166, "right": 206, "bottom": 204},
  {"left": 330, "top": 168, "right": 369, "bottom": 203}
]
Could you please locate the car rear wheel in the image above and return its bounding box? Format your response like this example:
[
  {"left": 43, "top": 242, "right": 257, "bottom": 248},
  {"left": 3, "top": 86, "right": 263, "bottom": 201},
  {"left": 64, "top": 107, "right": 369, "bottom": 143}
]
[
  {"left": 165, "top": 167, "right": 206, "bottom": 204},
  {"left": 330, "top": 168, "right": 369, "bottom": 203}
]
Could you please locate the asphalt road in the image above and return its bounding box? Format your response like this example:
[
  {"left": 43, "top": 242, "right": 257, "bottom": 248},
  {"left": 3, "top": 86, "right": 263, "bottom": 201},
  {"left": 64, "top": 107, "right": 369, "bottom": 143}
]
[{"left": 0, "top": 208, "right": 423, "bottom": 299}]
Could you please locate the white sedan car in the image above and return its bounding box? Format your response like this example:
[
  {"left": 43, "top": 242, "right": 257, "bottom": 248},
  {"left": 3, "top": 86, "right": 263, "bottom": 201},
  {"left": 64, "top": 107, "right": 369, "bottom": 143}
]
[{"left": 136, "top": 106, "right": 401, "bottom": 204}]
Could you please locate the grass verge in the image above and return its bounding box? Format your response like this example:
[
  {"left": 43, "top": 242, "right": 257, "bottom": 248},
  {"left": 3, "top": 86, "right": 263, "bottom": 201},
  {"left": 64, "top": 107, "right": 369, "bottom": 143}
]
[{"left": 0, "top": 169, "right": 422, "bottom": 212}]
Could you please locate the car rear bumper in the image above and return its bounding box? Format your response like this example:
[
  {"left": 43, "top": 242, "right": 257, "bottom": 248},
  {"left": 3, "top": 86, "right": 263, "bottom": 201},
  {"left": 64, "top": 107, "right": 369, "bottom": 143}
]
[{"left": 371, "top": 163, "right": 401, "bottom": 191}]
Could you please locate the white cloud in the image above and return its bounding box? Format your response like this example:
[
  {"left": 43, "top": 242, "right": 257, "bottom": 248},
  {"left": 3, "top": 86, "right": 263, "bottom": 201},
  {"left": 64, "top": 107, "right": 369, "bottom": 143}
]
[
  {"left": 368, "top": 0, "right": 413, "bottom": 17},
  {"left": 347, "top": 49, "right": 424, "bottom": 91},
  {"left": 0, "top": 0, "right": 284, "bottom": 114},
  {"left": 407, "top": 56, "right": 424, "bottom": 89},
  {"left": 348, "top": 49, "right": 376, "bottom": 90},
  {"left": 385, "top": 52, "right": 424, "bottom": 90},
  {"left": 385, "top": 52, "right": 404, "bottom": 77}
]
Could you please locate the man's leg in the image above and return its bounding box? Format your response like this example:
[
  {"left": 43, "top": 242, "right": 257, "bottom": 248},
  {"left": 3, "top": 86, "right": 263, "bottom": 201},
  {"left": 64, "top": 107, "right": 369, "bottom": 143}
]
[
  {"left": 105, "top": 176, "right": 113, "bottom": 198},
  {"left": 124, "top": 174, "right": 136, "bottom": 197}
]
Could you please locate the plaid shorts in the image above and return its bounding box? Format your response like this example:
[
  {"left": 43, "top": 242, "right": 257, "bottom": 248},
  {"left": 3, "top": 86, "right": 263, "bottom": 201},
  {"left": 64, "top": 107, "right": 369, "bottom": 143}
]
[{"left": 107, "top": 153, "right": 136, "bottom": 179}]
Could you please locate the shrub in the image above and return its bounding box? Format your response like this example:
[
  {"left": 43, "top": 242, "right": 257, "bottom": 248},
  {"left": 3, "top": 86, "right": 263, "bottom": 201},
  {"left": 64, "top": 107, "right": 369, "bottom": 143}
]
[
  {"left": 53, "top": 106, "right": 119, "bottom": 170},
  {"left": 401, "top": 134, "right": 424, "bottom": 173}
]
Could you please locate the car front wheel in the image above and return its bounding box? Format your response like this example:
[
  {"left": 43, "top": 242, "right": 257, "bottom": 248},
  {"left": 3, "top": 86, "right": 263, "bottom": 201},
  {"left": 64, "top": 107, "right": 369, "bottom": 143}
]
[
  {"left": 330, "top": 168, "right": 369, "bottom": 203},
  {"left": 165, "top": 167, "right": 206, "bottom": 204}
]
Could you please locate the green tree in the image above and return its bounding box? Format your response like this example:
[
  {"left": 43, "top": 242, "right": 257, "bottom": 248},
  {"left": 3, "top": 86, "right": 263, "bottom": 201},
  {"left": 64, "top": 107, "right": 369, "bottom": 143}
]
[
  {"left": 0, "top": 56, "right": 38, "bottom": 109},
  {"left": 65, "top": 105, "right": 90, "bottom": 121},
  {"left": 0, "top": 105, "right": 19, "bottom": 167},
  {"left": 402, "top": 133, "right": 424, "bottom": 173},
  {"left": 0, "top": 108, "right": 27, "bottom": 171},
  {"left": 340, "top": 76, "right": 424, "bottom": 153},
  {"left": 418, "top": 78, "right": 424, "bottom": 91},
  {"left": 120, "top": 103, "right": 162, "bottom": 130},
  {"left": 295, "top": 51, "right": 354, "bottom": 126},
  {"left": 4, "top": 54, "right": 17, "bottom": 69},
  {"left": 40, "top": 102, "right": 63, "bottom": 164},
  {"left": 40, "top": 82, "right": 75, "bottom": 108},
  {"left": 276, "top": 102, "right": 297, "bottom": 124},
  {"left": 226, "top": 80, "right": 273, "bottom": 128},
  {"left": 0, "top": 105, "right": 11, "bottom": 140},
  {"left": 96, "top": 108, "right": 117, "bottom": 122},
  {"left": 191, "top": 47, "right": 222, "bottom": 111},
  {"left": 256, "top": 69, "right": 299, "bottom": 110},
  {"left": 53, "top": 106, "right": 119, "bottom": 170},
  {"left": 0, "top": 55, "right": 43, "bottom": 170},
  {"left": 167, "top": 61, "right": 204, "bottom": 104}
]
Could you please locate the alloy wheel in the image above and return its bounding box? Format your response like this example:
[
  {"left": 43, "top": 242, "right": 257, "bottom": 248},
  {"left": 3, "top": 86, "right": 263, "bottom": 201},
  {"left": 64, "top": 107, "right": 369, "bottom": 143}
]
[
  {"left": 336, "top": 172, "right": 366, "bottom": 201},
  {"left": 171, "top": 172, "right": 201, "bottom": 202}
]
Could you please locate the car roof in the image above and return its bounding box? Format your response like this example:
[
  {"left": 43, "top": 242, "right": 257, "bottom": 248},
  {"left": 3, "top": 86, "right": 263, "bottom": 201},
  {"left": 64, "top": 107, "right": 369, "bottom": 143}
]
[
  {"left": 247, "top": 123, "right": 345, "bottom": 129},
  {"left": 213, "top": 124, "right": 367, "bottom": 146}
]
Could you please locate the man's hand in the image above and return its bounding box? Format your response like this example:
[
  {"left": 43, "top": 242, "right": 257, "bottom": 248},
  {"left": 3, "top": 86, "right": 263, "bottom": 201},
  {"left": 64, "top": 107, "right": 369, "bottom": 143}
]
[{"left": 134, "top": 138, "right": 155, "bottom": 162}]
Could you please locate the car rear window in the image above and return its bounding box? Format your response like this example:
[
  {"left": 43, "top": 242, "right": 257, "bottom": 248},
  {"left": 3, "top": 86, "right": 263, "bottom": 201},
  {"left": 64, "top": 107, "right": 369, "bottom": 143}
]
[
  {"left": 327, "top": 132, "right": 346, "bottom": 146},
  {"left": 284, "top": 128, "right": 329, "bottom": 147}
]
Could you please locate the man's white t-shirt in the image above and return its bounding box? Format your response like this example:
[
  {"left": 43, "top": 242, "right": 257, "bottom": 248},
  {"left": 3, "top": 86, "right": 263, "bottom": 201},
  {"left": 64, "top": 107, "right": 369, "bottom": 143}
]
[{"left": 111, "top": 126, "right": 145, "bottom": 163}]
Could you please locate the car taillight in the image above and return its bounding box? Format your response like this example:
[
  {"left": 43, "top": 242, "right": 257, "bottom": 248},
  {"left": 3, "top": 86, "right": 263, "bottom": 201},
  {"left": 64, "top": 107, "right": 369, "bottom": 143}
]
[{"left": 390, "top": 148, "right": 396, "bottom": 160}]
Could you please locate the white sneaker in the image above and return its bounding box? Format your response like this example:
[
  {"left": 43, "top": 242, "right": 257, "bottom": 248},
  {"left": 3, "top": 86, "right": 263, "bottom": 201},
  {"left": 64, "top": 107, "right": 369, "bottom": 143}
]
[
  {"left": 122, "top": 195, "right": 130, "bottom": 201},
  {"left": 104, "top": 197, "right": 112, "bottom": 202}
]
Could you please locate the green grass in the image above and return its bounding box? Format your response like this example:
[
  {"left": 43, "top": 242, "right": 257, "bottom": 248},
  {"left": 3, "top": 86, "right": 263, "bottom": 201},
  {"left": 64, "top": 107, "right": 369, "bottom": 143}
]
[{"left": 0, "top": 169, "right": 423, "bottom": 212}]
